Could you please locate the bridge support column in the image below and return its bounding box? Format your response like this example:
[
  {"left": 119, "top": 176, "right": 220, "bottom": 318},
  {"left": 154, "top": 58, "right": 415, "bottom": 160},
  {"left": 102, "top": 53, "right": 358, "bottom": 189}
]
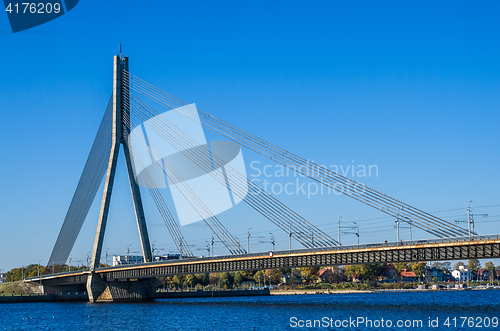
[{"left": 86, "top": 273, "right": 156, "bottom": 302}]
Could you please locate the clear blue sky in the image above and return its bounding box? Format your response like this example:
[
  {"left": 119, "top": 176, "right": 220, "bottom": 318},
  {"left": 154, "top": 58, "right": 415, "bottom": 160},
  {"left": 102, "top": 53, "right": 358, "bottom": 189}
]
[{"left": 0, "top": 1, "right": 499, "bottom": 271}]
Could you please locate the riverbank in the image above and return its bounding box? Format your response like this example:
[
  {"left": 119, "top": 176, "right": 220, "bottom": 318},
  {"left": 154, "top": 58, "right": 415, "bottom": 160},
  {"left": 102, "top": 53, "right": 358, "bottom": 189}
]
[{"left": 0, "top": 281, "right": 41, "bottom": 295}]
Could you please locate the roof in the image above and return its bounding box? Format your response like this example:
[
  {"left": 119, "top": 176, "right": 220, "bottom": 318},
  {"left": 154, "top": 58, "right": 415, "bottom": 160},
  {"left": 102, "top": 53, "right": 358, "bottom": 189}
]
[
  {"left": 318, "top": 268, "right": 330, "bottom": 277},
  {"left": 385, "top": 263, "right": 396, "bottom": 271},
  {"left": 400, "top": 269, "right": 417, "bottom": 278}
]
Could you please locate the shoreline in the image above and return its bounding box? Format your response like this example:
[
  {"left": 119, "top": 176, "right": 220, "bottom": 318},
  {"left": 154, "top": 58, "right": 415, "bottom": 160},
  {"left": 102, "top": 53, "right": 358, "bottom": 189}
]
[{"left": 270, "top": 287, "right": 500, "bottom": 295}]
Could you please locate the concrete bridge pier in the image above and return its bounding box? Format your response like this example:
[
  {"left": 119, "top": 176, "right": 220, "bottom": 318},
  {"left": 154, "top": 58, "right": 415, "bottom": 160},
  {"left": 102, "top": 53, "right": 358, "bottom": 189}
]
[{"left": 86, "top": 273, "right": 156, "bottom": 302}]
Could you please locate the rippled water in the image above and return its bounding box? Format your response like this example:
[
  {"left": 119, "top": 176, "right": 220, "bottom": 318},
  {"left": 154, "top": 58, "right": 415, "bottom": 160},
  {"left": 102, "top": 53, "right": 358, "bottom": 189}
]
[{"left": 1, "top": 290, "right": 499, "bottom": 330}]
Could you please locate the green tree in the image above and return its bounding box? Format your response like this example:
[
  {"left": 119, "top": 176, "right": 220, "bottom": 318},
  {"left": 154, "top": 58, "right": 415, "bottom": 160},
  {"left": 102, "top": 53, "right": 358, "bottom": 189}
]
[
  {"left": 393, "top": 262, "right": 410, "bottom": 273},
  {"left": 185, "top": 274, "right": 197, "bottom": 287},
  {"left": 233, "top": 272, "right": 243, "bottom": 285},
  {"left": 412, "top": 262, "right": 427, "bottom": 281},
  {"left": 172, "top": 275, "right": 185, "bottom": 287},
  {"left": 196, "top": 273, "right": 209, "bottom": 286},
  {"left": 254, "top": 270, "right": 264, "bottom": 283},
  {"left": 454, "top": 261, "right": 464, "bottom": 270}
]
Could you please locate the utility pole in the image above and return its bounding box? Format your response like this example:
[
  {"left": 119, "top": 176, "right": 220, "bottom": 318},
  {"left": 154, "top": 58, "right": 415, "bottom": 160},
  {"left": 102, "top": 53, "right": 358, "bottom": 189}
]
[
  {"left": 211, "top": 236, "right": 214, "bottom": 257},
  {"left": 288, "top": 226, "right": 292, "bottom": 251},
  {"left": 338, "top": 216, "right": 343, "bottom": 245},
  {"left": 179, "top": 241, "right": 183, "bottom": 259},
  {"left": 396, "top": 209, "right": 401, "bottom": 243},
  {"left": 105, "top": 248, "right": 109, "bottom": 266},
  {"left": 151, "top": 241, "right": 156, "bottom": 260},
  {"left": 247, "top": 228, "right": 251, "bottom": 253},
  {"left": 68, "top": 256, "right": 72, "bottom": 272},
  {"left": 408, "top": 221, "right": 412, "bottom": 242},
  {"left": 270, "top": 232, "right": 275, "bottom": 251},
  {"left": 353, "top": 222, "right": 359, "bottom": 246},
  {"left": 468, "top": 200, "right": 473, "bottom": 239}
]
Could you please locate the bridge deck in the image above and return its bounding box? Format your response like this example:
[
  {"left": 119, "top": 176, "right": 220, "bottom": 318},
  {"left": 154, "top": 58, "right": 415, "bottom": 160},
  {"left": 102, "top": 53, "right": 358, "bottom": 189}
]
[{"left": 27, "top": 236, "right": 500, "bottom": 286}]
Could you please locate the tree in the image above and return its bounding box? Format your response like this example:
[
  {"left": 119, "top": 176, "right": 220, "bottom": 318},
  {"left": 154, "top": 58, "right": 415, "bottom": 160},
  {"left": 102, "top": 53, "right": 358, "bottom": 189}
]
[
  {"left": 254, "top": 270, "right": 264, "bottom": 284},
  {"left": 232, "top": 272, "right": 243, "bottom": 285},
  {"left": 172, "top": 275, "right": 185, "bottom": 287},
  {"left": 265, "top": 269, "right": 283, "bottom": 284},
  {"left": 454, "top": 261, "right": 464, "bottom": 270},
  {"left": 441, "top": 262, "right": 451, "bottom": 272},
  {"left": 196, "top": 273, "right": 209, "bottom": 286},
  {"left": 432, "top": 262, "right": 442, "bottom": 269},
  {"left": 393, "top": 262, "right": 410, "bottom": 273},
  {"left": 468, "top": 259, "right": 481, "bottom": 272},
  {"left": 298, "top": 267, "right": 319, "bottom": 283},
  {"left": 485, "top": 262, "right": 495, "bottom": 285},
  {"left": 411, "top": 262, "right": 427, "bottom": 281},
  {"left": 185, "top": 274, "right": 197, "bottom": 287}
]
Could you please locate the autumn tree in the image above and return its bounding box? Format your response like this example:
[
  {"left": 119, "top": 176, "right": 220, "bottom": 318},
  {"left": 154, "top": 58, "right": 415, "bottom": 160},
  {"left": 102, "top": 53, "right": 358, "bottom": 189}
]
[
  {"left": 265, "top": 269, "right": 283, "bottom": 284},
  {"left": 298, "top": 267, "right": 319, "bottom": 283},
  {"left": 485, "top": 262, "right": 495, "bottom": 285},
  {"left": 468, "top": 259, "right": 481, "bottom": 272}
]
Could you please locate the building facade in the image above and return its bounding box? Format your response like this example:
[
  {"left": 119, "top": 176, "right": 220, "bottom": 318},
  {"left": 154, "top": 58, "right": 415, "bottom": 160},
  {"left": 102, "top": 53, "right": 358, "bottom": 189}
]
[{"left": 452, "top": 266, "right": 471, "bottom": 281}]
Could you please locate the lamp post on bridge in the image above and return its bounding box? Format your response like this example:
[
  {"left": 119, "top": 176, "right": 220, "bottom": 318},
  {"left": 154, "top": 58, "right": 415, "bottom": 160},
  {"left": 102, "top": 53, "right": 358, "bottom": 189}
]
[
  {"left": 270, "top": 233, "right": 275, "bottom": 251},
  {"left": 247, "top": 228, "right": 251, "bottom": 253},
  {"left": 338, "top": 216, "right": 343, "bottom": 245},
  {"left": 105, "top": 248, "right": 110, "bottom": 267},
  {"left": 353, "top": 222, "right": 359, "bottom": 247}
]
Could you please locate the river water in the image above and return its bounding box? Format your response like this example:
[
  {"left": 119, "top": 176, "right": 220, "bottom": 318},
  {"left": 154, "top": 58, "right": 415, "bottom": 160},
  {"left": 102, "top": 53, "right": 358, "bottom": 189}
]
[{"left": 1, "top": 290, "right": 499, "bottom": 330}]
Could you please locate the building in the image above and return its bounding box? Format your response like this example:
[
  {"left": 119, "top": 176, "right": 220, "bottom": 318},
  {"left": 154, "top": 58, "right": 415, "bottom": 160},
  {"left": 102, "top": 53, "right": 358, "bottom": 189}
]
[
  {"left": 399, "top": 269, "right": 417, "bottom": 282},
  {"left": 240, "top": 276, "right": 256, "bottom": 287},
  {"left": 476, "top": 268, "right": 490, "bottom": 281},
  {"left": 0, "top": 273, "right": 5, "bottom": 284},
  {"left": 425, "top": 266, "right": 444, "bottom": 282},
  {"left": 281, "top": 273, "right": 302, "bottom": 285},
  {"left": 452, "top": 266, "right": 471, "bottom": 282},
  {"left": 317, "top": 267, "right": 345, "bottom": 283},
  {"left": 380, "top": 263, "right": 399, "bottom": 283},
  {"left": 112, "top": 255, "right": 144, "bottom": 266},
  {"left": 154, "top": 254, "right": 181, "bottom": 261}
]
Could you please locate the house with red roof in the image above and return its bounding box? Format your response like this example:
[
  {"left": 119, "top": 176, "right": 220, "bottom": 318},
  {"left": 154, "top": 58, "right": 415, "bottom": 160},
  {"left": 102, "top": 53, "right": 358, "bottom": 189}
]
[{"left": 399, "top": 269, "right": 417, "bottom": 282}]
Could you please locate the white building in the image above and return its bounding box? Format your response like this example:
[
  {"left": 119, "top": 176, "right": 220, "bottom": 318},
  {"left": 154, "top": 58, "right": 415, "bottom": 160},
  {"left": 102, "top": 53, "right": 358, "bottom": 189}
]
[
  {"left": 0, "top": 273, "right": 5, "bottom": 284},
  {"left": 154, "top": 254, "right": 180, "bottom": 261},
  {"left": 112, "top": 255, "right": 144, "bottom": 266},
  {"left": 452, "top": 265, "right": 471, "bottom": 281}
]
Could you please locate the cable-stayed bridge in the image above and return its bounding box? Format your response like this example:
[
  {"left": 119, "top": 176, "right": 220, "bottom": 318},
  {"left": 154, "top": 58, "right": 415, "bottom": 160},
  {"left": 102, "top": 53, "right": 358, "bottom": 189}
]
[{"left": 25, "top": 54, "right": 500, "bottom": 302}]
